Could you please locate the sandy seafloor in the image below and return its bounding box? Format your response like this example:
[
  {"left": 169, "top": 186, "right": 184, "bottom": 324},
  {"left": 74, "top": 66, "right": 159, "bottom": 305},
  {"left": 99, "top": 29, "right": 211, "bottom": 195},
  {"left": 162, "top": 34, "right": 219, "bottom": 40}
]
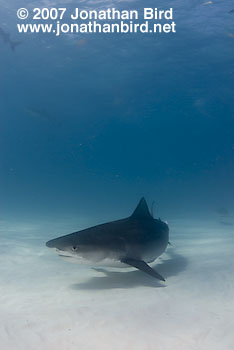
[{"left": 0, "top": 217, "right": 234, "bottom": 350}]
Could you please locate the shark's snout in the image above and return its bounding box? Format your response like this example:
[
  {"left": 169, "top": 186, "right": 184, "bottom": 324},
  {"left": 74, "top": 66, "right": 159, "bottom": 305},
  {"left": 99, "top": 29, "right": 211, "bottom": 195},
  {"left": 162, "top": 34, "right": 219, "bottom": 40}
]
[
  {"left": 46, "top": 239, "right": 59, "bottom": 248},
  {"left": 46, "top": 237, "right": 74, "bottom": 251}
]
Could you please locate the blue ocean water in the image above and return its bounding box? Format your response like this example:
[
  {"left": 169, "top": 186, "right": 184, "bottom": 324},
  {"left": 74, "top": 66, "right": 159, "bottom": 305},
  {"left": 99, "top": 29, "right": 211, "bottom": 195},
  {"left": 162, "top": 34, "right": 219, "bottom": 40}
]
[
  {"left": 0, "top": 2, "right": 234, "bottom": 349},
  {"left": 1, "top": 0, "right": 234, "bottom": 222}
]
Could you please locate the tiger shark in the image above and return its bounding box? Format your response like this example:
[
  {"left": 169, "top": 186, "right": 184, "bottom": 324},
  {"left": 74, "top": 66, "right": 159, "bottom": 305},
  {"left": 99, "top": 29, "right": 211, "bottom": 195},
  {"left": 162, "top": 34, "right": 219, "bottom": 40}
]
[{"left": 46, "top": 197, "right": 169, "bottom": 281}]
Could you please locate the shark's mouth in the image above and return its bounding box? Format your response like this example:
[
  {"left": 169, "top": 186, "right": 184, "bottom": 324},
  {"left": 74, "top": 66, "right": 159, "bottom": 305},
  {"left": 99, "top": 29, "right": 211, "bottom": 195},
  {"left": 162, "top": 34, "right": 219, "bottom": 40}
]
[
  {"left": 55, "top": 249, "right": 77, "bottom": 259},
  {"left": 57, "top": 251, "right": 83, "bottom": 263}
]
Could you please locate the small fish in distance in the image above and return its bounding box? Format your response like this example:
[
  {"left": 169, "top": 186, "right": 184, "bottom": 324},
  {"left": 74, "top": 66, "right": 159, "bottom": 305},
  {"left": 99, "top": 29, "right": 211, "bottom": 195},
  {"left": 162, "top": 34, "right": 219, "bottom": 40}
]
[{"left": 0, "top": 27, "right": 22, "bottom": 51}]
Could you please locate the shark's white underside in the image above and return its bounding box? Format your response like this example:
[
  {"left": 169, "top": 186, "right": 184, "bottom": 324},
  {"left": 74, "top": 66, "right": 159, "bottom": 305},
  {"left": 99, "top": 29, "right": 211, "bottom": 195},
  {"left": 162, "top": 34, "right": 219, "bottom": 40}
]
[{"left": 55, "top": 248, "right": 158, "bottom": 268}]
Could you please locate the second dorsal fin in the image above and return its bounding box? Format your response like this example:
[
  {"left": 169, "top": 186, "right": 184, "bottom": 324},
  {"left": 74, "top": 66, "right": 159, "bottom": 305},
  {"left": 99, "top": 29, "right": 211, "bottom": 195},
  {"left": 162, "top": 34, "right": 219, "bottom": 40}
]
[{"left": 131, "top": 197, "right": 152, "bottom": 219}]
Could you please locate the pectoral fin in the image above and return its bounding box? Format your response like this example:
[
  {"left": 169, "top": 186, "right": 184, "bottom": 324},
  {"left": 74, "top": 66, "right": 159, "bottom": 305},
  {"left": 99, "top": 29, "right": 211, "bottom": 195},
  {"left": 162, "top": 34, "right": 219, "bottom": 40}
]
[{"left": 121, "top": 257, "right": 165, "bottom": 281}]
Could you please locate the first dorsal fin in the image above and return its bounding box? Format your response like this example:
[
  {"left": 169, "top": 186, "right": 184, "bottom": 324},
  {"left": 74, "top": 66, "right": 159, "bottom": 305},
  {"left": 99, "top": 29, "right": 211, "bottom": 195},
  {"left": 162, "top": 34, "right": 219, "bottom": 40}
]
[{"left": 131, "top": 197, "right": 152, "bottom": 219}]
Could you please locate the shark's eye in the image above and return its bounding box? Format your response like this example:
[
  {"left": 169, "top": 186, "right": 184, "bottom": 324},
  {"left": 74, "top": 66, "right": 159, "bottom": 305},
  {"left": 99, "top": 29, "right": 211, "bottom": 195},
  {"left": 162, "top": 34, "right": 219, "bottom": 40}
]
[{"left": 72, "top": 246, "right": 77, "bottom": 251}]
